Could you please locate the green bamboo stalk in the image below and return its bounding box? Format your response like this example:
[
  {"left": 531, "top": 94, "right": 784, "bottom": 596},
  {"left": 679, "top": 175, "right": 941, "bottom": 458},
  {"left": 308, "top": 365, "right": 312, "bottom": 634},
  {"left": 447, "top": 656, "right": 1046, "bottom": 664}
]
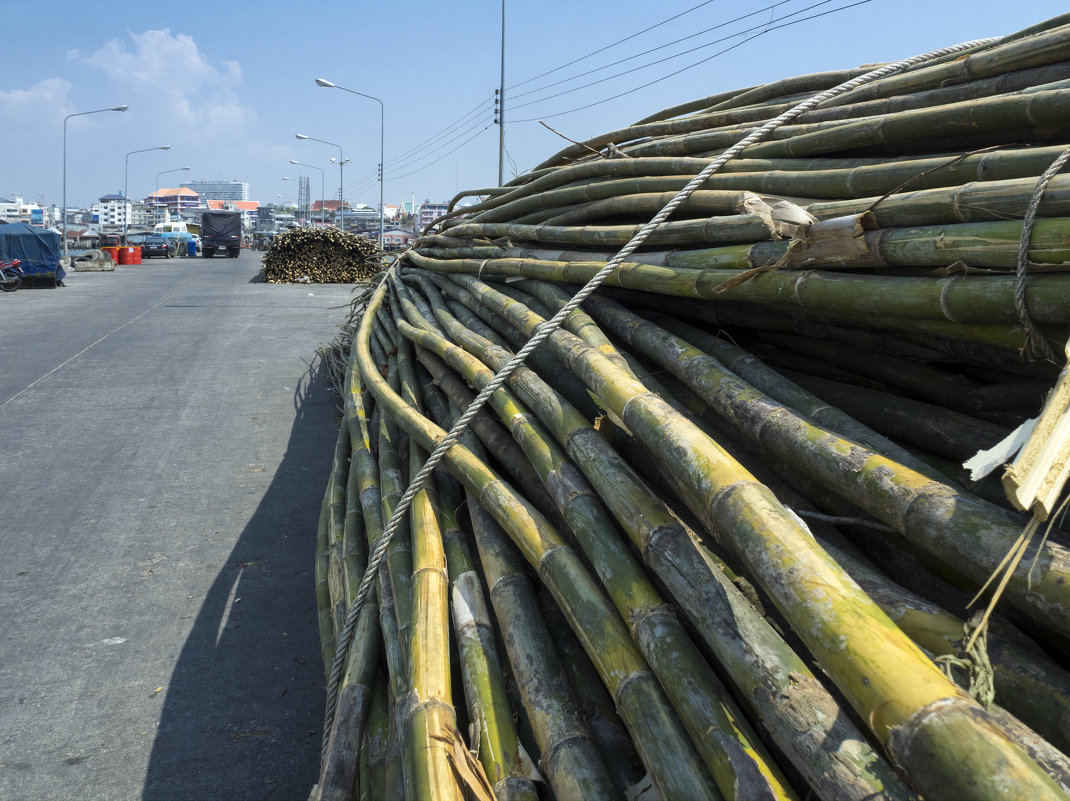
[
  {"left": 355, "top": 273, "right": 722, "bottom": 801},
  {"left": 416, "top": 273, "right": 603, "bottom": 424},
  {"left": 328, "top": 420, "right": 351, "bottom": 631},
  {"left": 430, "top": 469, "right": 544, "bottom": 801},
  {"left": 611, "top": 289, "right": 1057, "bottom": 371},
  {"left": 454, "top": 480, "right": 623, "bottom": 800},
  {"left": 645, "top": 313, "right": 959, "bottom": 482},
  {"left": 376, "top": 358, "right": 415, "bottom": 669},
  {"left": 814, "top": 23, "right": 1070, "bottom": 109},
  {"left": 580, "top": 292, "right": 1070, "bottom": 635},
  {"left": 464, "top": 145, "right": 1069, "bottom": 224},
  {"left": 754, "top": 332, "right": 984, "bottom": 410},
  {"left": 393, "top": 327, "right": 466, "bottom": 801},
  {"left": 406, "top": 332, "right": 797, "bottom": 800},
  {"left": 402, "top": 360, "right": 539, "bottom": 801},
  {"left": 402, "top": 460, "right": 464, "bottom": 801},
  {"left": 315, "top": 484, "right": 336, "bottom": 681},
  {"left": 362, "top": 672, "right": 391, "bottom": 801},
  {"left": 746, "top": 88, "right": 1070, "bottom": 160},
  {"left": 449, "top": 271, "right": 1068, "bottom": 800},
  {"left": 782, "top": 371, "right": 1011, "bottom": 461},
  {"left": 403, "top": 248, "right": 1070, "bottom": 328},
  {"left": 670, "top": 390, "right": 1070, "bottom": 763},
  {"left": 317, "top": 366, "right": 383, "bottom": 801},
  {"left": 404, "top": 269, "right": 914, "bottom": 801}
]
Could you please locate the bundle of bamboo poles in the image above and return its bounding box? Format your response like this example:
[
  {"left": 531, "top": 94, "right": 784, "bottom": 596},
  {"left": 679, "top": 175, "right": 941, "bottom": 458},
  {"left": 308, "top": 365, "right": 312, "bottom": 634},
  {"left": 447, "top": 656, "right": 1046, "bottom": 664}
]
[
  {"left": 263, "top": 227, "right": 383, "bottom": 284},
  {"left": 311, "top": 14, "right": 1070, "bottom": 801}
]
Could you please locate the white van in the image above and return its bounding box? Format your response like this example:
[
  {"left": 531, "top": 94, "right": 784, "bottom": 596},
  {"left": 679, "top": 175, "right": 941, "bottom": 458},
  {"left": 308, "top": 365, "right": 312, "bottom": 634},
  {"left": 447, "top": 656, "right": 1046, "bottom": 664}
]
[{"left": 154, "top": 222, "right": 190, "bottom": 235}]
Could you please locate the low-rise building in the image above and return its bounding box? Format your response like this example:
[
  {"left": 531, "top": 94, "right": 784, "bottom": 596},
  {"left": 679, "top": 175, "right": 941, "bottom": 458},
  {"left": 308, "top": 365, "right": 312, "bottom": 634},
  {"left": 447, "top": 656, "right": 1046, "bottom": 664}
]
[
  {"left": 0, "top": 194, "right": 46, "bottom": 225},
  {"left": 382, "top": 227, "right": 415, "bottom": 251},
  {"left": 145, "top": 187, "right": 200, "bottom": 221}
]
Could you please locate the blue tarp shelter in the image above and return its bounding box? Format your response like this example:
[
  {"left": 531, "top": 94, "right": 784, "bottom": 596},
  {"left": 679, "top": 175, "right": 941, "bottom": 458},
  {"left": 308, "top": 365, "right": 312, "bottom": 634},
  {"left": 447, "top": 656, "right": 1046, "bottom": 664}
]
[{"left": 0, "top": 223, "right": 64, "bottom": 279}]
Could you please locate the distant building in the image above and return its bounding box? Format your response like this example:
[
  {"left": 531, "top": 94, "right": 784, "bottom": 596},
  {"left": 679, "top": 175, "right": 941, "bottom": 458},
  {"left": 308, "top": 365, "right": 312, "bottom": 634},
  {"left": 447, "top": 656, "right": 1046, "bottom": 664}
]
[
  {"left": 1, "top": 194, "right": 46, "bottom": 225},
  {"left": 382, "top": 227, "right": 414, "bottom": 251},
  {"left": 181, "top": 180, "right": 250, "bottom": 202},
  {"left": 94, "top": 194, "right": 130, "bottom": 229},
  {"left": 418, "top": 201, "right": 450, "bottom": 231},
  {"left": 145, "top": 187, "right": 200, "bottom": 219},
  {"left": 129, "top": 202, "right": 156, "bottom": 230}
]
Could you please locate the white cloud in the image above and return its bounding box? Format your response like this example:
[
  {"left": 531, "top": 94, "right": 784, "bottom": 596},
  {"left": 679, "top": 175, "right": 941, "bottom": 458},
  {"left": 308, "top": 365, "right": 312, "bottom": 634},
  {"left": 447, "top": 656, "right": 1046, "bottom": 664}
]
[
  {"left": 0, "top": 78, "right": 72, "bottom": 121},
  {"left": 81, "top": 29, "right": 255, "bottom": 135}
]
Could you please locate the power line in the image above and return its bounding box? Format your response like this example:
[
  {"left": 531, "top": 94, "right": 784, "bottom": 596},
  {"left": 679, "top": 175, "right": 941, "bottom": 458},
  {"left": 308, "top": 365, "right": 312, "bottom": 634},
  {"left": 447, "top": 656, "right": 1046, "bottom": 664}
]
[
  {"left": 507, "top": 0, "right": 723, "bottom": 92},
  {"left": 509, "top": 0, "right": 799, "bottom": 103},
  {"left": 511, "top": 0, "right": 870, "bottom": 123},
  {"left": 389, "top": 96, "right": 495, "bottom": 164},
  {"left": 388, "top": 113, "right": 495, "bottom": 174},
  {"left": 386, "top": 126, "right": 494, "bottom": 182}
]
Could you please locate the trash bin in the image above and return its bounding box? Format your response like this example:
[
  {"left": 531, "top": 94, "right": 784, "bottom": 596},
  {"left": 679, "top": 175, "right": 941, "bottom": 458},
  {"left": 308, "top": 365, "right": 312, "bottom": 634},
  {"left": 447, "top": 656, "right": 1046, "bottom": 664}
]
[
  {"left": 117, "top": 247, "right": 134, "bottom": 265},
  {"left": 187, "top": 240, "right": 197, "bottom": 257}
]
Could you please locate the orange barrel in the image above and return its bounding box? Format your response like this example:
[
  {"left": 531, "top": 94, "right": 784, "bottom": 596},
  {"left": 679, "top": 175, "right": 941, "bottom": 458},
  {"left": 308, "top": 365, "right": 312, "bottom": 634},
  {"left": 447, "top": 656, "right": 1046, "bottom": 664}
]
[
  {"left": 103, "top": 246, "right": 120, "bottom": 262},
  {"left": 117, "top": 247, "right": 133, "bottom": 265},
  {"left": 132, "top": 246, "right": 142, "bottom": 265}
]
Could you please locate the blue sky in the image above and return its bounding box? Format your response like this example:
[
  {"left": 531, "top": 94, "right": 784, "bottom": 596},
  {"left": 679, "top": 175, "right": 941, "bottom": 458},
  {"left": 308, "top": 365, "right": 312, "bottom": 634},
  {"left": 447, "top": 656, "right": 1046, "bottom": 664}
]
[{"left": 1, "top": 1, "right": 1065, "bottom": 211}]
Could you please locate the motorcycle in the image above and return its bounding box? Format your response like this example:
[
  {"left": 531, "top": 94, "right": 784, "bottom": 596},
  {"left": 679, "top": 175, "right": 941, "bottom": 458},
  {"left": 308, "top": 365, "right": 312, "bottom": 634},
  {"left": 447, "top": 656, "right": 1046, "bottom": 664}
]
[{"left": 0, "top": 258, "right": 23, "bottom": 292}]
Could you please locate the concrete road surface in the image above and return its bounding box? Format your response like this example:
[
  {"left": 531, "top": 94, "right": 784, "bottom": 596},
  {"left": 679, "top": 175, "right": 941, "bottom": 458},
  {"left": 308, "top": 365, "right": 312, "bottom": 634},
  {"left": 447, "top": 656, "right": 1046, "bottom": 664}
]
[{"left": 0, "top": 250, "right": 360, "bottom": 800}]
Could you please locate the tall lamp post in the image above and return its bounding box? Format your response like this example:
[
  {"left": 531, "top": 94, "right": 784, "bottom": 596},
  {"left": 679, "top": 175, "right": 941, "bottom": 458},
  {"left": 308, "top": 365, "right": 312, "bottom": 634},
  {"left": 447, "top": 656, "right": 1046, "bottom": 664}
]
[
  {"left": 314, "top": 79, "right": 385, "bottom": 249},
  {"left": 63, "top": 104, "right": 128, "bottom": 261},
  {"left": 295, "top": 134, "right": 344, "bottom": 227},
  {"left": 286, "top": 163, "right": 325, "bottom": 226},
  {"left": 124, "top": 145, "right": 170, "bottom": 242},
  {"left": 154, "top": 166, "right": 191, "bottom": 225}
]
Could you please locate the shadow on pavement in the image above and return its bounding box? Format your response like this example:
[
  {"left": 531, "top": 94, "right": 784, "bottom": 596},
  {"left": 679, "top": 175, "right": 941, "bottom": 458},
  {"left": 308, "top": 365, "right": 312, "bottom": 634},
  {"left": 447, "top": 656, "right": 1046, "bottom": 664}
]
[{"left": 142, "top": 364, "right": 337, "bottom": 801}]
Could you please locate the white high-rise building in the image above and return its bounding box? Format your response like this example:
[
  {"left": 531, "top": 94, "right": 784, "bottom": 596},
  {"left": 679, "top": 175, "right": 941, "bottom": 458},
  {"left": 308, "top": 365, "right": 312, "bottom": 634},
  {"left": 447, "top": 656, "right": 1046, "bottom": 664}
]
[
  {"left": 94, "top": 194, "right": 131, "bottom": 228},
  {"left": 181, "top": 180, "right": 250, "bottom": 202}
]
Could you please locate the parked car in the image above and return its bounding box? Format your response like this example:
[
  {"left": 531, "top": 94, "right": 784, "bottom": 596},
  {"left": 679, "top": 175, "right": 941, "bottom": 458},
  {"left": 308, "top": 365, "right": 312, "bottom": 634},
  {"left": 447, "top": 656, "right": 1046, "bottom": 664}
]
[
  {"left": 140, "top": 235, "right": 174, "bottom": 258},
  {"left": 190, "top": 234, "right": 202, "bottom": 253}
]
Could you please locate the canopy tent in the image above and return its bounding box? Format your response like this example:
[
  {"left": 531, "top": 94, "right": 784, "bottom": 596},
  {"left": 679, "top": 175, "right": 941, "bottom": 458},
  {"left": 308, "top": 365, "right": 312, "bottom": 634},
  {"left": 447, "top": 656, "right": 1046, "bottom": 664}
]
[{"left": 0, "top": 223, "right": 63, "bottom": 278}]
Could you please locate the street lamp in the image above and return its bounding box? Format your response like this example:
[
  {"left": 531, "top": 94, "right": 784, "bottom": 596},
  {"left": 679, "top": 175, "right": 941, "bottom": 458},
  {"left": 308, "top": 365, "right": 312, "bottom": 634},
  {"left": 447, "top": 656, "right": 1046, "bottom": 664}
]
[
  {"left": 62, "top": 104, "right": 128, "bottom": 261},
  {"left": 123, "top": 145, "right": 170, "bottom": 242},
  {"left": 296, "top": 134, "right": 344, "bottom": 227},
  {"left": 315, "top": 78, "right": 385, "bottom": 249},
  {"left": 154, "top": 166, "right": 191, "bottom": 225},
  {"left": 287, "top": 163, "right": 326, "bottom": 226},
  {"left": 329, "top": 157, "right": 351, "bottom": 229}
]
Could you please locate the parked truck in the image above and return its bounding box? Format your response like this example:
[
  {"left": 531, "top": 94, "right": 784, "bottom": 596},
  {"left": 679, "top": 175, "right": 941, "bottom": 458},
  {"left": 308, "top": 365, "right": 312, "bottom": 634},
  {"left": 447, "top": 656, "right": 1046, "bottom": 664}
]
[{"left": 201, "top": 211, "right": 242, "bottom": 258}]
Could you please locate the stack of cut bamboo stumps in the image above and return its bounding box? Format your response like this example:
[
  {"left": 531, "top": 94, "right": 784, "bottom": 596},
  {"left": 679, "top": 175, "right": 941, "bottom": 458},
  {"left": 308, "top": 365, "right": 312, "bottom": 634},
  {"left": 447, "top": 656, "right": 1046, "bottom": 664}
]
[{"left": 311, "top": 14, "right": 1070, "bottom": 801}]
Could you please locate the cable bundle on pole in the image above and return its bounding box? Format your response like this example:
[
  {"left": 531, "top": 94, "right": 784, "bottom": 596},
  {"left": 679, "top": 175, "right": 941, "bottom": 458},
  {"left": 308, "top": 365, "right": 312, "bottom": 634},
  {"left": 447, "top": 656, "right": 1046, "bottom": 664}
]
[{"left": 309, "top": 14, "right": 1070, "bottom": 801}]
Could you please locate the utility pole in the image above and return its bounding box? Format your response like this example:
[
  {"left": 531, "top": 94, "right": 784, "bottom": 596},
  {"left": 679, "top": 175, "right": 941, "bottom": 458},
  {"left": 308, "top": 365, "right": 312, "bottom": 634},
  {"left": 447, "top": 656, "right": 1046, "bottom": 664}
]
[{"left": 498, "top": 0, "right": 506, "bottom": 186}]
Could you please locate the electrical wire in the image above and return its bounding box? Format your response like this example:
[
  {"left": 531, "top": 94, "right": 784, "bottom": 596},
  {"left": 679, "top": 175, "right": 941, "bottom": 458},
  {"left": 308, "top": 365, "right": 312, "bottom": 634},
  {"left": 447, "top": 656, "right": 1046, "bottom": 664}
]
[
  {"left": 387, "top": 113, "right": 495, "bottom": 175},
  {"left": 511, "top": 0, "right": 871, "bottom": 122},
  {"left": 388, "top": 96, "right": 495, "bottom": 164},
  {"left": 385, "top": 125, "right": 494, "bottom": 182},
  {"left": 511, "top": 0, "right": 845, "bottom": 111},
  {"left": 509, "top": 0, "right": 800, "bottom": 102},
  {"left": 507, "top": 0, "right": 723, "bottom": 91}
]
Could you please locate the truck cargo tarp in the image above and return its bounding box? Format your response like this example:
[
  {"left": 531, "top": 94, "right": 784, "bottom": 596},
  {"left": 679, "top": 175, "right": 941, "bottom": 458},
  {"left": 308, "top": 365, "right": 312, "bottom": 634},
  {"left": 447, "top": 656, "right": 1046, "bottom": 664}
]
[{"left": 0, "top": 223, "right": 64, "bottom": 278}]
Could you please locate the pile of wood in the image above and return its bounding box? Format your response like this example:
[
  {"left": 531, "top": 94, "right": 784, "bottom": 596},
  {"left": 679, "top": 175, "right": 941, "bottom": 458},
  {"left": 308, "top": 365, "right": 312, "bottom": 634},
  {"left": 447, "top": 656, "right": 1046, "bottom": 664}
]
[
  {"left": 262, "top": 227, "right": 382, "bottom": 284},
  {"left": 312, "top": 13, "right": 1070, "bottom": 801}
]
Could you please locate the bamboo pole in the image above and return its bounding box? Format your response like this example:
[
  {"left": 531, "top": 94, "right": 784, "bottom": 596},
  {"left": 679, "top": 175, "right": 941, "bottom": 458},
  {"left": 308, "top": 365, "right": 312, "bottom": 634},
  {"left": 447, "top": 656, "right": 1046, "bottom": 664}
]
[
  {"left": 446, "top": 271, "right": 1068, "bottom": 800},
  {"left": 353, "top": 272, "right": 722, "bottom": 800},
  {"left": 400, "top": 267, "right": 914, "bottom": 801},
  {"left": 404, "top": 331, "right": 797, "bottom": 800}
]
